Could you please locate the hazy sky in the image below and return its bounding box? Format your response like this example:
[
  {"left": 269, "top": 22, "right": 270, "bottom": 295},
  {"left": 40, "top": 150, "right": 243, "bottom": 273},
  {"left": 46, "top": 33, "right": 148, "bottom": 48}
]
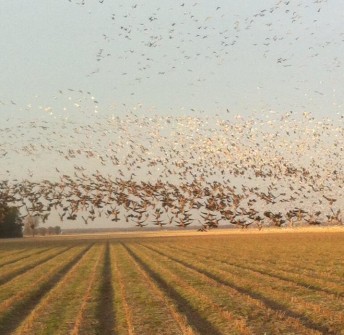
[{"left": 1, "top": 0, "right": 344, "bottom": 118}]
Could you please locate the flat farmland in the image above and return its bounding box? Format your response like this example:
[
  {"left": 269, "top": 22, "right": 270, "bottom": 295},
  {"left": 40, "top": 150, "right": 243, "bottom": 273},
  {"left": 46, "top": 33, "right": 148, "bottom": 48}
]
[{"left": 0, "top": 231, "right": 343, "bottom": 335}]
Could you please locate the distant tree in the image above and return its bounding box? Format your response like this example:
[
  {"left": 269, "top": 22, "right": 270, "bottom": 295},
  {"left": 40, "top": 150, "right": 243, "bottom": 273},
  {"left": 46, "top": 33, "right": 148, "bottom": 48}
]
[
  {"left": 23, "top": 221, "right": 32, "bottom": 236},
  {"left": 37, "top": 227, "right": 47, "bottom": 236},
  {"left": 48, "top": 226, "right": 55, "bottom": 235},
  {"left": 23, "top": 215, "right": 40, "bottom": 237},
  {"left": 0, "top": 203, "right": 23, "bottom": 238},
  {"left": 54, "top": 226, "right": 62, "bottom": 235},
  {"left": 46, "top": 225, "right": 61, "bottom": 235}
]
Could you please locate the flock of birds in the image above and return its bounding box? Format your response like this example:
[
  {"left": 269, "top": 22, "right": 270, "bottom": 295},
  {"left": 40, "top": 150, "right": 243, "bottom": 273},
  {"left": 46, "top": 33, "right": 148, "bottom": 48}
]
[
  {"left": 1, "top": 0, "right": 342, "bottom": 114},
  {"left": 0, "top": 110, "right": 342, "bottom": 230},
  {"left": 0, "top": 0, "right": 343, "bottom": 230}
]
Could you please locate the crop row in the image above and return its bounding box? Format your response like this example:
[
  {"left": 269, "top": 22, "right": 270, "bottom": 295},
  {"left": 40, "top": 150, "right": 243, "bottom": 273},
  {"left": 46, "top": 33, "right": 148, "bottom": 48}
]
[
  {"left": 0, "top": 243, "right": 93, "bottom": 334},
  {"left": 126, "top": 242, "right": 325, "bottom": 335},
  {"left": 137, "top": 239, "right": 344, "bottom": 334},
  {"left": 0, "top": 233, "right": 343, "bottom": 335}
]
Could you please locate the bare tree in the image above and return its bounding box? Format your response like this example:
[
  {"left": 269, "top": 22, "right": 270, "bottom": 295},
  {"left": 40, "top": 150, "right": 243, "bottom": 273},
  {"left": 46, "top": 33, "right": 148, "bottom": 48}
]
[{"left": 23, "top": 215, "right": 40, "bottom": 237}]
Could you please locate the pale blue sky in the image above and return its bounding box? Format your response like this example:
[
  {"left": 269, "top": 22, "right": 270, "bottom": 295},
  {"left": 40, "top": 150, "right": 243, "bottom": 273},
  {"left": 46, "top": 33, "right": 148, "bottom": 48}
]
[{"left": 1, "top": 0, "right": 344, "bottom": 118}]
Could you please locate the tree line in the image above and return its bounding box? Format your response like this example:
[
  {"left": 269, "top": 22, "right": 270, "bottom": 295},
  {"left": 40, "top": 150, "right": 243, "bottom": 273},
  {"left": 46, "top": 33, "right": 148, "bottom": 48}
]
[{"left": 0, "top": 203, "right": 61, "bottom": 238}]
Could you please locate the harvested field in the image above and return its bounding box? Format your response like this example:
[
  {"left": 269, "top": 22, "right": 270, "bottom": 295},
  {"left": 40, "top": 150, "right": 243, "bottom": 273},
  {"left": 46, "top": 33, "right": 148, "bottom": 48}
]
[{"left": 0, "top": 230, "right": 343, "bottom": 335}]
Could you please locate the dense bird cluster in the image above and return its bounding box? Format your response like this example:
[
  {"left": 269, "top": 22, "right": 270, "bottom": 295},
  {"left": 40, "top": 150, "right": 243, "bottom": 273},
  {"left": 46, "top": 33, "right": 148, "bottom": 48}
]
[
  {"left": 0, "top": 0, "right": 343, "bottom": 230},
  {"left": 0, "top": 111, "right": 342, "bottom": 230}
]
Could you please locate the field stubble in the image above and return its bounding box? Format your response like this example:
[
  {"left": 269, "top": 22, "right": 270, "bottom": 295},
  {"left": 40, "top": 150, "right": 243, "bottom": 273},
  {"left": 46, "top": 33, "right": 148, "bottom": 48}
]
[{"left": 0, "top": 230, "right": 343, "bottom": 335}]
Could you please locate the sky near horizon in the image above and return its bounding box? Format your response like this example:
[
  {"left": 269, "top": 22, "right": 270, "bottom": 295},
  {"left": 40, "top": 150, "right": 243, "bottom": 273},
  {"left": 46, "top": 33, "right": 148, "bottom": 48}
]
[{"left": 1, "top": 0, "right": 344, "bottom": 118}]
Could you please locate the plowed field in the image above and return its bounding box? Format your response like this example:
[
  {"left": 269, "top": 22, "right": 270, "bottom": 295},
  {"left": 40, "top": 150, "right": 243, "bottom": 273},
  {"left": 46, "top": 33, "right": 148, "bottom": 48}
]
[{"left": 0, "top": 231, "right": 343, "bottom": 335}]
